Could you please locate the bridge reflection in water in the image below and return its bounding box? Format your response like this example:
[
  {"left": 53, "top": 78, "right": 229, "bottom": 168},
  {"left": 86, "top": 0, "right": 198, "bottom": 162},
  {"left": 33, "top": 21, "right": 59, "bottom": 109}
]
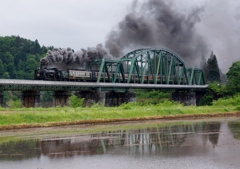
[
  {"left": 0, "top": 122, "right": 221, "bottom": 160},
  {"left": 35, "top": 122, "right": 221, "bottom": 158}
]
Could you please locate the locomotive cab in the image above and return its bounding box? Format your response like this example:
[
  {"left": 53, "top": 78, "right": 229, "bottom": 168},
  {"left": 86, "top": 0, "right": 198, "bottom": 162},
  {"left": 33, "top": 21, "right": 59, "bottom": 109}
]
[
  {"left": 34, "top": 67, "right": 60, "bottom": 81},
  {"left": 34, "top": 67, "right": 44, "bottom": 80}
]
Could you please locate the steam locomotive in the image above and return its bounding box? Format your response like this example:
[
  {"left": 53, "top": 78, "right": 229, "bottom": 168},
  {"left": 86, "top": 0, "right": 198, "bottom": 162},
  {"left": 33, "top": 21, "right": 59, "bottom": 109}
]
[
  {"left": 34, "top": 67, "right": 128, "bottom": 82},
  {"left": 34, "top": 67, "right": 99, "bottom": 81}
]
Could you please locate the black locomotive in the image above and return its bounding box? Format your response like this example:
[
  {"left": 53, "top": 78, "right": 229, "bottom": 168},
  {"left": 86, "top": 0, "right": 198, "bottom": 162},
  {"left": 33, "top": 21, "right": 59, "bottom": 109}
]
[{"left": 34, "top": 67, "right": 96, "bottom": 81}]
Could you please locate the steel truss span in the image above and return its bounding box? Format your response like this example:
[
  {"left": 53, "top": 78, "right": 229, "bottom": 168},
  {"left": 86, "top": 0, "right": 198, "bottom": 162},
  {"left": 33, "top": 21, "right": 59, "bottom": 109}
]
[{"left": 91, "top": 48, "right": 206, "bottom": 86}]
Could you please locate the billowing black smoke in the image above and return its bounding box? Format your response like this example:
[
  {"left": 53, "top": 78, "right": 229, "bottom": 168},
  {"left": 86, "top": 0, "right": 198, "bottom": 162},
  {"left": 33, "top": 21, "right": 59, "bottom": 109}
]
[
  {"left": 105, "top": 0, "right": 209, "bottom": 66},
  {"left": 40, "top": 44, "right": 112, "bottom": 70},
  {"left": 41, "top": 0, "right": 209, "bottom": 69}
]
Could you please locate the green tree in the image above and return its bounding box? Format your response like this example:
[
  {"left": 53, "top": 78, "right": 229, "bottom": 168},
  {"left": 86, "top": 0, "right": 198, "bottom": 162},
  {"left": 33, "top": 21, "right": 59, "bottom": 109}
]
[
  {"left": 0, "top": 59, "right": 5, "bottom": 78},
  {"left": 199, "top": 82, "right": 227, "bottom": 105},
  {"left": 200, "top": 54, "right": 207, "bottom": 82},
  {"left": 2, "top": 72, "right": 10, "bottom": 79},
  {"left": 69, "top": 95, "right": 84, "bottom": 108},
  {"left": 3, "top": 52, "right": 15, "bottom": 74},
  {"left": 15, "top": 70, "right": 25, "bottom": 79},
  {"left": 32, "top": 39, "right": 41, "bottom": 53},
  {"left": 24, "top": 58, "right": 39, "bottom": 79},
  {"left": 206, "top": 51, "right": 221, "bottom": 83},
  {"left": 0, "top": 35, "right": 52, "bottom": 104},
  {"left": 0, "top": 35, "right": 51, "bottom": 79},
  {"left": 226, "top": 60, "right": 240, "bottom": 95}
]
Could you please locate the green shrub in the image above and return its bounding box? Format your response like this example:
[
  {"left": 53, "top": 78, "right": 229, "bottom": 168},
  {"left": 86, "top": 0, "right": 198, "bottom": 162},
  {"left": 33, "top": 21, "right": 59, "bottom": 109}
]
[
  {"left": 136, "top": 90, "right": 171, "bottom": 106},
  {"left": 235, "top": 105, "right": 240, "bottom": 111},
  {"left": 156, "top": 100, "right": 183, "bottom": 107},
  {"left": 119, "top": 102, "right": 133, "bottom": 110},
  {"left": 199, "top": 82, "right": 228, "bottom": 106},
  {"left": 69, "top": 95, "right": 84, "bottom": 108},
  {"left": 6, "top": 99, "right": 22, "bottom": 108},
  {"left": 136, "top": 90, "right": 171, "bottom": 99},
  {"left": 90, "top": 103, "right": 104, "bottom": 108},
  {"left": 212, "top": 94, "right": 240, "bottom": 106}
]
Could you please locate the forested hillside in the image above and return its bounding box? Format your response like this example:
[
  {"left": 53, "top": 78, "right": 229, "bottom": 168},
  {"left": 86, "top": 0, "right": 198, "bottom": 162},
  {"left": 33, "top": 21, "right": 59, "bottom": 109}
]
[
  {"left": 0, "top": 36, "right": 51, "bottom": 79},
  {"left": 0, "top": 35, "right": 52, "bottom": 106}
]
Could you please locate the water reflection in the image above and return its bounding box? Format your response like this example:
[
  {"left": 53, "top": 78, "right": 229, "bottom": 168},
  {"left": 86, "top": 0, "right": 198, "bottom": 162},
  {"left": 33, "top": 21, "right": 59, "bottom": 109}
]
[
  {"left": 0, "top": 140, "right": 41, "bottom": 160},
  {"left": 228, "top": 121, "right": 240, "bottom": 140},
  {"left": 0, "top": 121, "right": 222, "bottom": 159},
  {"left": 40, "top": 122, "right": 222, "bottom": 158},
  {"left": 1, "top": 118, "right": 240, "bottom": 169}
]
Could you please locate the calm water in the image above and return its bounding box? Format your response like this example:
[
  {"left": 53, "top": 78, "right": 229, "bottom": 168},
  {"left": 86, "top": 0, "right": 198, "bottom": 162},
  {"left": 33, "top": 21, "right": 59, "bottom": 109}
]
[{"left": 0, "top": 117, "right": 240, "bottom": 169}]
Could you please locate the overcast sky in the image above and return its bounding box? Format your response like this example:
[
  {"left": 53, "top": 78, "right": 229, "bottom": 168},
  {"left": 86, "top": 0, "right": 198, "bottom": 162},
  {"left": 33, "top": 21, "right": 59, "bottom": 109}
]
[{"left": 1, "top": 0, "right": 240, "bottom": 73}]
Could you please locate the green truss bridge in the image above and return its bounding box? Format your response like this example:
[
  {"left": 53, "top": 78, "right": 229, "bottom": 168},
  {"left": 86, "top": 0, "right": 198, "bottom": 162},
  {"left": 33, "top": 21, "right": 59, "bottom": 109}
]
[
  {"left": 90, "top": 48, "right": 206, "bottom": 88},
  {"left": 0, "top": 48, "right": 207, "bottom": 107}
]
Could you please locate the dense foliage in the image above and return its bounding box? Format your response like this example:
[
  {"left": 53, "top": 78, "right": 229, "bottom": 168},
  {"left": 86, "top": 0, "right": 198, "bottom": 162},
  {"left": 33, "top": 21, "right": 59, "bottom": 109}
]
[
  {"left": 199, "top": 59, "right": 240, "bottom": 105},
  {"left": 136, "top": 90, "right": 171, "bottom": 105},
  {"left": 199, "top": 82, "right": 227, "bottom": 105},
  {"left": 0, "top": 36, "right": 51, "bottom": 105},
  {"left": 226, "top": 60, "right": 240, "bottom": 95},
  {"left": 212, "top": 94, "right": 240, "bottom": 107},
  {"left": 69, "top": 95, "right": 85, "bottom": 108},
  {"left": 201, "top": 51, "right": 221, "bottom": 83},
  {"left": 206, "top": 52, "right": 221, "bottom": 83},
  {"left": 0, "top": 35, "right": 49, "bottom": 79}
]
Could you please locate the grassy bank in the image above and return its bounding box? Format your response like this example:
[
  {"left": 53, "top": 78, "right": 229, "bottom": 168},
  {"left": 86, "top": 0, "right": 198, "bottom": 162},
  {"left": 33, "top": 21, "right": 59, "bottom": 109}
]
[{"left": 0, "top": 99, "right": 240, "bottom": 130}]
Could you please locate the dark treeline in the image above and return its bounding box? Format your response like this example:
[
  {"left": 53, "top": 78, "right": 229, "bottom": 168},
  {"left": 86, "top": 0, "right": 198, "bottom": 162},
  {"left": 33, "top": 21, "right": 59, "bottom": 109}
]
[
  {"left": 0, "top": 35, "right": 52, "bottom": 106},
  {"left": 0, "top": 35, "right": 51, "bottom": 79}
]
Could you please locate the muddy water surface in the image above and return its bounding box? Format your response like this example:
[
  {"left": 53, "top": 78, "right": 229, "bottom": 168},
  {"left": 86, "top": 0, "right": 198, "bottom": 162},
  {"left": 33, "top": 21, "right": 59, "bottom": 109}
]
[{"left": 0, "top": 117, "right": 240, "bottom": 169}]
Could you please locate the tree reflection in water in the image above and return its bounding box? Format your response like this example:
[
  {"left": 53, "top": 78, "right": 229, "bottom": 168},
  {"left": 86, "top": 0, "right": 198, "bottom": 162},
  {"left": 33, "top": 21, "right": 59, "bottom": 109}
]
[{"left": 228, "top": 121, "right": 240, "bottom": 140}]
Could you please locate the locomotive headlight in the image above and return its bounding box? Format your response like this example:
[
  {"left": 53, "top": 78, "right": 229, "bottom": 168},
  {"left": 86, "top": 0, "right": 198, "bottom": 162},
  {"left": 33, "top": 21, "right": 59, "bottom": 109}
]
[{"left": 37, "top": 73, "right": 40, "bottom": 76}]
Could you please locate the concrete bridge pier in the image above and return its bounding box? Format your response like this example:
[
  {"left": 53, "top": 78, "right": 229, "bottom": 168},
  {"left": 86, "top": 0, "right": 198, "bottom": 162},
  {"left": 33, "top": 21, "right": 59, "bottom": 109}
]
[
  {"left": 195, "top": 91, "right": 205, "bottom": 106},
  {"left": 105, "top": 91, "right": 136, "bottom": 107},
  {"left": 53, "top": 90, "right": 71, "bottom": 107},
  {"left": 0, "top": 91, "right": 3, "bottom": 107},
  {"left": 22, "top": 90, "right": 40, "bottom": 108},
  {"left": 74, "top": 90, "right": 105, "bottom": 107},
  {"left": 171, "top": 90, "right": 196, "bottom": 106}
]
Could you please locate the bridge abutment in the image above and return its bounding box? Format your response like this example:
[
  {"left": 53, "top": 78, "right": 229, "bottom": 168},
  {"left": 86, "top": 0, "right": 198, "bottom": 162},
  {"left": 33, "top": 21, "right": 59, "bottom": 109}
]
[
  {"left": 53, "top": 90, "right": 71, "bottom": 107},
  {"left": 22, "top": 90, "right": 40, "bottom": 108},
  {"left": 171, "top": 90, "right": 196, "bottom": 106}
]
